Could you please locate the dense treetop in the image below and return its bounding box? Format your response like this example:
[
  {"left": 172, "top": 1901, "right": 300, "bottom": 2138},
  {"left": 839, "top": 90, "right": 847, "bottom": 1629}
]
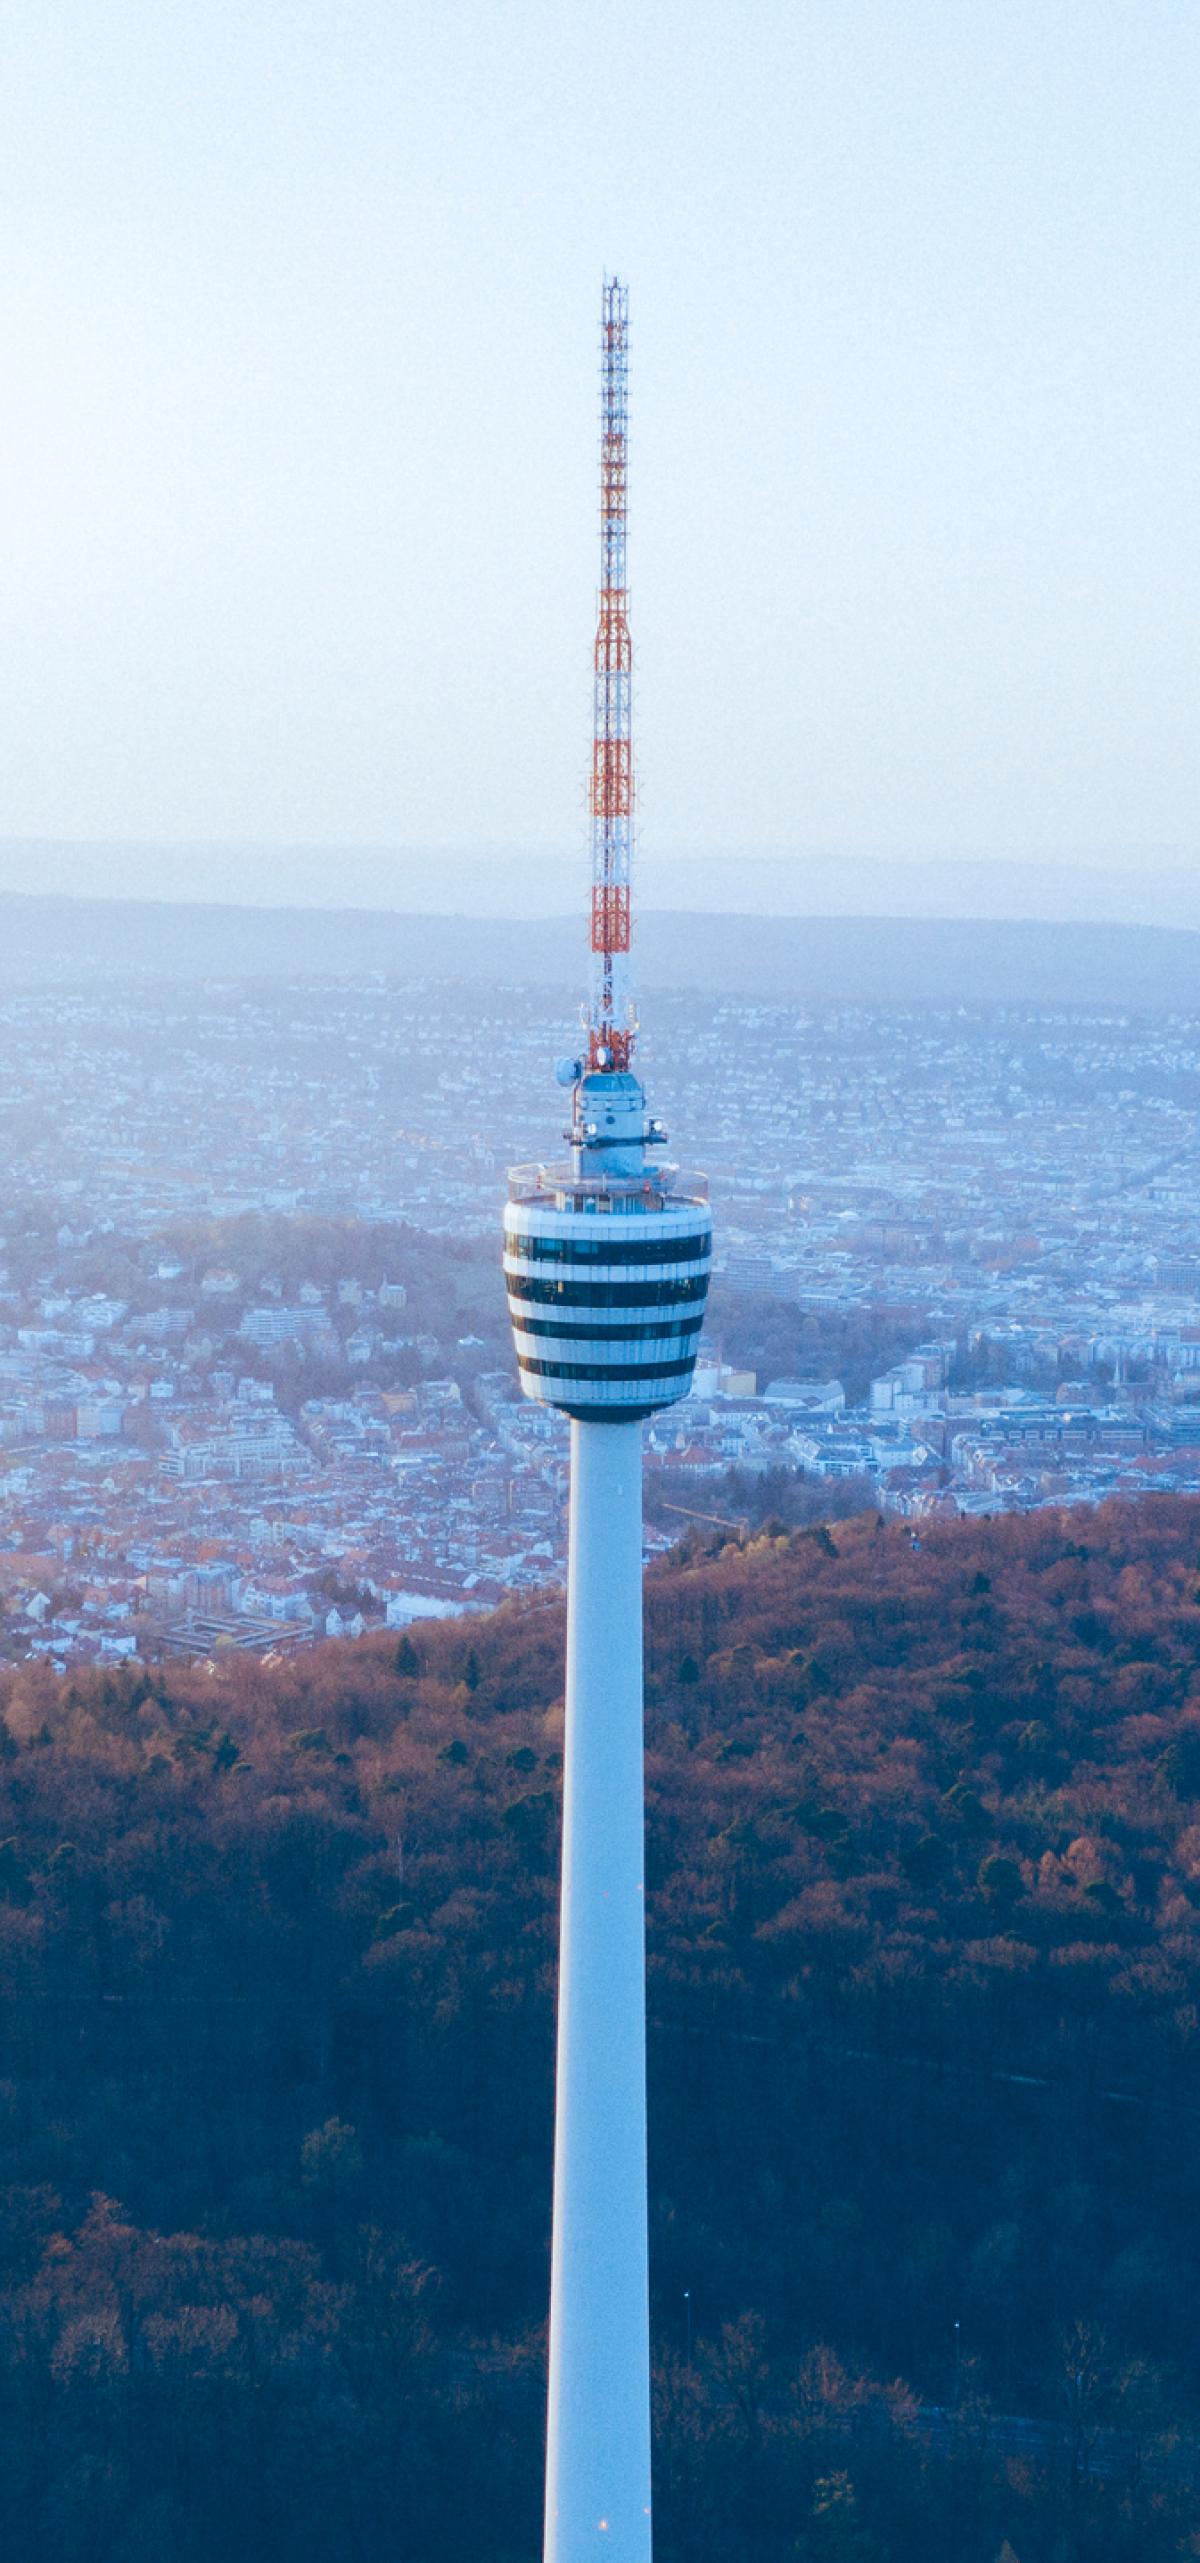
[{"left": 5, "top": 1496, "right": 1200, "bottom": 2558}]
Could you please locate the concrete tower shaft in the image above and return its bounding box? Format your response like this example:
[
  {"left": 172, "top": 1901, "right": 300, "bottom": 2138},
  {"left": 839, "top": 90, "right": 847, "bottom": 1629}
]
[{"left": 545, "top": 1414, "right": 650, "bottom": 2562}]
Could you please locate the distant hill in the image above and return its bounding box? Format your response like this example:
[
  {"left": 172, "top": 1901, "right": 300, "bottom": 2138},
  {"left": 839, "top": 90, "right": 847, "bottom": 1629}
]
[
  {"left": 2, "top": 887, "right": 1199, "bottom": 1010},
  {"left": 2, "top": 836, "right": 1200, "bottom": 929}
]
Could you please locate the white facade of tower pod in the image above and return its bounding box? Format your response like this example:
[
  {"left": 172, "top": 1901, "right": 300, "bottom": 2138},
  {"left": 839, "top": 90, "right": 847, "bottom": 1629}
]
[{"left": 544, "top": 1415, "right": 651, "bottom": 2563}]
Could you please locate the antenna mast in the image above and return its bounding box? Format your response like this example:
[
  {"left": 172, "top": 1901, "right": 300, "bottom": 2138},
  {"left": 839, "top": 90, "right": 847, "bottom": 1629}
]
[{"left": 589, "top": 277, "right": 634, "bottom": 1072}]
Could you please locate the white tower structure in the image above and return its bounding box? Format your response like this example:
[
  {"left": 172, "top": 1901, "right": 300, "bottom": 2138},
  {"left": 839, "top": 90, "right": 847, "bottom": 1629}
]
[{"left": 503, "top": 281, "right": 712, "bottom": 2563}]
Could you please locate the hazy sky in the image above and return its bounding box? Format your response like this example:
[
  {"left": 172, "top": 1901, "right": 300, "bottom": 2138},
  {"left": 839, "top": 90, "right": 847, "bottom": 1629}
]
[{"left": 1, "top": 1, "right": 1196, "bottom": 872}]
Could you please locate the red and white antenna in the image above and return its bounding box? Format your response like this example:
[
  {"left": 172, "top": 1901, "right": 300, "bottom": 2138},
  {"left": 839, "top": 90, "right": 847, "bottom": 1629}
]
[{"left": 588, "top": 277, "right": 634, "bottom": 1073}]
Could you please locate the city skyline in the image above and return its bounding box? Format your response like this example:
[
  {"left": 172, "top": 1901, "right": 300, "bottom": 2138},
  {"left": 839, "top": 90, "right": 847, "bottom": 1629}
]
[{"left": 3, "top": 969, "right": 1200, "bottom": 1671}]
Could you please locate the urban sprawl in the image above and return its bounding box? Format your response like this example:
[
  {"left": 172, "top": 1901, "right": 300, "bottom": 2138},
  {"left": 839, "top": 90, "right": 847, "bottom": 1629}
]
[{"left": 3, "top": 972, "right": 1200, "bottom": 1666}]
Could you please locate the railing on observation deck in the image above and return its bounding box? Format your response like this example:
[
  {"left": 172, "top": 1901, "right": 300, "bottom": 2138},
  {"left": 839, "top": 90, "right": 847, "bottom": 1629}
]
[{"left": 506, "top": 1161, "right": 709, "bottom": 1214}]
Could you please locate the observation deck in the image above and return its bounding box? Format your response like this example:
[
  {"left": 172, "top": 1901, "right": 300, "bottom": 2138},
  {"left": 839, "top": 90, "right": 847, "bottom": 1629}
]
[{"left": 503, "top": 1156, "right": 712, "bottom": 1424}]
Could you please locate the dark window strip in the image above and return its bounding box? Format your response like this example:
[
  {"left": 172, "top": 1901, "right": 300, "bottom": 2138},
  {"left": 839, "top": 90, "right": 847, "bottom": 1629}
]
[
  {"left": 517, "top": 1353, "right": 697, "bottom": 1383},
  {"left": 507, "top": 1231, "right": 710, "bottom": 1268},
  {"left": 505, "top": 1273, "right": 710, "bottom": 1310},
  {"left": 559, "top": 1402, "right": 659, "bottom": 1422},
  {"left": 510, "top": 1313, "right": 704, "bottom": 1345}
]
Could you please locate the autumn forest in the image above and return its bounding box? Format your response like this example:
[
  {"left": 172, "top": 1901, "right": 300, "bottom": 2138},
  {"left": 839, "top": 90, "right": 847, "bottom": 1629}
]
[{"left": 5, "top": 1496, "right": 1200, "bottom": 2558}]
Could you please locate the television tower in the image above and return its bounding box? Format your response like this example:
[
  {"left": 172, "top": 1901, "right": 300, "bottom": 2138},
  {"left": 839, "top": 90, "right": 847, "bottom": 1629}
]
[{"left": 504, "top": 280, "right": 712, "bottom": 2563}]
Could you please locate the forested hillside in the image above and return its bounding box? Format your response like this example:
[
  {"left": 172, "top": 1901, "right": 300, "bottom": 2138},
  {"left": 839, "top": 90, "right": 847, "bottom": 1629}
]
[{"left": 5, "top": 1498, "right": 1200, "bottom": 2559}]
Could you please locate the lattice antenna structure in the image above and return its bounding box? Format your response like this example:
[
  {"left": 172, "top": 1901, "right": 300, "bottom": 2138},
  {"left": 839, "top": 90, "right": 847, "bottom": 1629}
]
[{"left": 588, "top": 276, "right": 635, "bottom": 1073}]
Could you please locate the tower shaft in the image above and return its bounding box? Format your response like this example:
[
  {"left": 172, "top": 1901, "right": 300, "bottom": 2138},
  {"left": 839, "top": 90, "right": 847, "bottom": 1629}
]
[
  {"left": 589, "top": 279, "right": 633, "bottom": 1073},
  {"left": 545, "top": 1418, "right": 651, "bottom": 2562}
]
